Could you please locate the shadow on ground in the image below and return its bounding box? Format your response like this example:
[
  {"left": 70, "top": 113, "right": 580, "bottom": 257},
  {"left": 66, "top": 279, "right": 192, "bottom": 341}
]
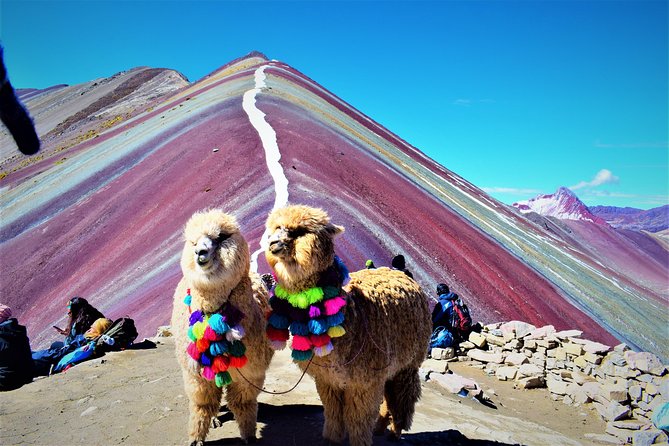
[{"left": 204, "top": 402, "right": 519, "bottom": 446}]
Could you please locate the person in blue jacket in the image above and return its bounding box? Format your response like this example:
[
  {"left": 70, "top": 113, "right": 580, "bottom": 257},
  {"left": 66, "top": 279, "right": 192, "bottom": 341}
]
[{"left": 429, "top": 283, "right": 460, "bottom": 349}]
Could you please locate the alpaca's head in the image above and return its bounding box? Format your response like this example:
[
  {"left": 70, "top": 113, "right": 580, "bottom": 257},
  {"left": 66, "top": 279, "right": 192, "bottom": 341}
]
[
  {"left": 181, "top": 209, "right": 249, "bottom": 292},
  {"left": 264, "top": 205, "right": 344, "bottom": 291}
]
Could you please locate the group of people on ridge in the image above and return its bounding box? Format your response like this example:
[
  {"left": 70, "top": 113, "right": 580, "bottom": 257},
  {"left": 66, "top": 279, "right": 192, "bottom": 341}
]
[{"left": 1, "top": 297, "right": 137, "bottom": 391}]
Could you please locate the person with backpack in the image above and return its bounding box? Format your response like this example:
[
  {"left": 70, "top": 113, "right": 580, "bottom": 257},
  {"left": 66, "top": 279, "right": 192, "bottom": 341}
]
[
  {"left": 430, "top": 283, "right": 472, "bottom": 351},
  {"left": 32, "top": 297, "right": 105, "bottom": 376}
]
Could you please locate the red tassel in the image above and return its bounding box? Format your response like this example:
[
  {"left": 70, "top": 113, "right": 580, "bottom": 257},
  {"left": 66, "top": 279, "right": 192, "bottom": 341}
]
[
  {"left": 310, "top": 333, "right": 331, "bottom": 347},
  {"left": 267, "top": 326, "right": 290, "bottom": 342}
]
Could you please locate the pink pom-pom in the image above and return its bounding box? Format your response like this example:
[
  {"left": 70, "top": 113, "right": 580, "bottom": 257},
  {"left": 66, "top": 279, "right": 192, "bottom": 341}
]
[
  {"left": 323, "top": 297, "right": 346, "bottom": 316},
  {"left": 310, "top": 333, "right": 331, "bottom": 347},
  {"left": 201, "top": 366, "right": 216, "bottom": 380},
  {"left": 204, "top": 326, "right": 219, "bottom": 341},
  {"left": 187, "top": 342, "right": 200, "bottom": 360},
  {"left": 291, "top": 335, "right": 312, "bottom": 351},
  {"left": 308, "top": 305, "right": 321, "bottom": 318}
]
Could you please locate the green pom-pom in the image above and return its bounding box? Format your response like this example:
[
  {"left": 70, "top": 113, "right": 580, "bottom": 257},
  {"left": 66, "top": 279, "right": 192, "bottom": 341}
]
[
  {"left": 292, "top": 349, "right": 313, "bottom": 362},
  {"left": 322, "top": 286, "right": 339, "bottom": 299},
  {"left": 215, "top": 371, "right": 232, "bottom": 387},
  {"left": 228, "top": 340, "right": 246, "bottom": 357},
  {"left": 187, "top": 326, "right": 197, "bottom": 342}
]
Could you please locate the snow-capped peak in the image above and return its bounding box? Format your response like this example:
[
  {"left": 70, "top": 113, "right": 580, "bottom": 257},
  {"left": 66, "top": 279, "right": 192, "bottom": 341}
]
[{"left": 512, "top": 187, "right": 608, "bottom": 225}]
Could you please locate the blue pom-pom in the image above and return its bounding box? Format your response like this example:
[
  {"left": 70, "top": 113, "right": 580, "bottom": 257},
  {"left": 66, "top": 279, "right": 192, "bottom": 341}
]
[
  {"left": 292, "top": 349, "right": 313, "bottom": 362},
  {"left": 184, "top": 294, "right": 192, "bottom": 305},
  {"left": 326, "top": 311, "right": 345, "bottom": 327},
  {"left": 334, "top": 255, "right": 350, "bottom": 284},
  {"left": 268, "top": 313, "right": 290, "bottom": 330},
  {"left": 308, "top": 318, "right": 328, "bottom": 335},
  {"left": 209, "top": 341, "right": 229, "bottom": 356},
  {"left": 289, "top": 321, "right": 310, "bottom": 336},
  {"left": 200, "top": 352, "right": 212, "bottom": 366},
  {"left": 209, "top": 314, "right": 230, "bottom": 334}
]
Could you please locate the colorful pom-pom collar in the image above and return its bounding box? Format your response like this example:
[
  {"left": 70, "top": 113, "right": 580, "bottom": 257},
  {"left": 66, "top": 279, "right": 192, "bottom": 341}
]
[
  {"left": 184, "top": 289, "right": 247, "bottom": 387},
  {"left": 266, "top": 256, "right": 349, "bottom": 361}
]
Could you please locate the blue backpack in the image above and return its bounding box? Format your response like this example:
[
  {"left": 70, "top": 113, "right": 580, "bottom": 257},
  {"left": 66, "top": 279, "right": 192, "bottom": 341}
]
[{"left": 430, "top": 326, "right": 455, "bottom": 349}]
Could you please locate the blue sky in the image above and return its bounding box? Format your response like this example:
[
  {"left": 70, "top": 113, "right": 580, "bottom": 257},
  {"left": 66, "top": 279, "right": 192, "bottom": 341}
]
[{"left": 2, "top": 0, "right": 667, "bottom": 209}]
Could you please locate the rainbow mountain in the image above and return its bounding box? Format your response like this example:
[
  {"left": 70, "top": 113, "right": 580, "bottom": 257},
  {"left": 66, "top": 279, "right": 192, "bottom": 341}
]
[{"left": 1, "top": 52, "right": 666, "bottom": 360}]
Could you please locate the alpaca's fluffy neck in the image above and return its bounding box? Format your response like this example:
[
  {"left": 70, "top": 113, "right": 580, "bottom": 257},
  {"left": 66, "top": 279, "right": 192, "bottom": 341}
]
[
  {"left": 275, "top": 258, "right": 344, "bottom": 293},
  {"left": 190, "top": 276, "right": 249, "bottom": 314}
]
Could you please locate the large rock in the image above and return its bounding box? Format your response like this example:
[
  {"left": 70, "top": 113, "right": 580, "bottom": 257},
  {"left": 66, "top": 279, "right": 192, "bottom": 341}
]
[
  {"left": 495, "top": 366, "right": 518, "bottom": 381},
  {"left": 500, "top": 320, "right": 536, "bottom": 339},
  {"left": 624, "top": 351, "right": 667, "bottom": 376},
  {"left": 599, "top": 384, "right": 629, "bottom": 403},
  {"left": 554, "top": 329, "right": 583, "bottom": 339},
  {"left": 430, "top": 372, "right": 478, "bottom": 394},
  {"left": 562, "top": 342, "right": 584, "bottom": 356},
  {"left": 431, "top": 347, "right": 455, "bottom": 360},
  {"left": 468, "top": 332, "right": 487, "bottom": 348},
  {"left": 516, "top": 376, "right": 545, "bottom": 389},
  {"left": 546, "top": 377, "right": 570, "bottom": 395},
  {"left": 605, "top": 401, "right": 631, "bottom": 421},
  {"left": 517, "top": 363, "right": 544, "bottom": 378},
  {"left": 571, "top": 338, "right": 612, "bottom": 355},
  {"left": 484, "top": 333, "right": 506, "bottom": 347},
  {"left": 505, "top": 352, "right": 529, "bottom": 366},
  {"left": 467, "top": 349, "right": 505, "bottom": 364},
  {"left": 525, "top": 325, "right": 556, "bottom": 340},
  {"left": 632, "top": 430, "right": 660, "bottom": 446}
]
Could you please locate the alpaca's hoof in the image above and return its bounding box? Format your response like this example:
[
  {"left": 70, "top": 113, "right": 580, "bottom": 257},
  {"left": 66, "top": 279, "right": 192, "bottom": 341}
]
[
  {"left": 211, "top": 416, "right": 223, "bottom": 428},
  {"left": 189, "top": 441, "right": 204, "bottom": 446},
  {"left": 242, "top": 435, "right": 257, "bottom": 444}
]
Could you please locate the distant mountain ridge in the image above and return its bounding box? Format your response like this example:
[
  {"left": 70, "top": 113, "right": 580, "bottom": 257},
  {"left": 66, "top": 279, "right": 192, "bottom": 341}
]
[
  {"left": 512, "top": 187, "right": 608, "bottom": 225},
  {"left": 590, "top": 205, "right": 669, "bottom": 233}
]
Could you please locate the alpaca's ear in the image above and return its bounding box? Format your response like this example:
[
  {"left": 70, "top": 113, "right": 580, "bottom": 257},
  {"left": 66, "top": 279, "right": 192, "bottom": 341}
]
[{"left": 326, "top": 223, "right": 345, "bottom": 236}]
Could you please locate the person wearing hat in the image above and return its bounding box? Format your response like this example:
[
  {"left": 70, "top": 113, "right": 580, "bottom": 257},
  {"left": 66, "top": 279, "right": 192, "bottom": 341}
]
[{"left": 365, "top": 259, "right": 376, "bottom": 269}]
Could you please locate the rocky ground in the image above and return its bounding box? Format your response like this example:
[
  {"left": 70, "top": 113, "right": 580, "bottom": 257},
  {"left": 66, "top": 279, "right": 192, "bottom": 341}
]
[{"left": 0, "top": 336, "right": 611, "bottom": 446}]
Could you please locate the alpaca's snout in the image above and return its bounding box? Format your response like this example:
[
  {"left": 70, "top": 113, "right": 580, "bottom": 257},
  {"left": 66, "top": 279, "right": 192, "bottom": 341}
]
[
  {"left": 195, "top": 237, "right": 215, "bottom": 266},
  {"left": 268, "top": 239, "right": 286, "bottom": 255}
]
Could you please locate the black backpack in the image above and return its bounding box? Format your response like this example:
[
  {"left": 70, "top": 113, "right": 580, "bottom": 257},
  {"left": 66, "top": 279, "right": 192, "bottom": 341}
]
[{"left": 96, "top": 317, "right": 138, "bottom": 352}]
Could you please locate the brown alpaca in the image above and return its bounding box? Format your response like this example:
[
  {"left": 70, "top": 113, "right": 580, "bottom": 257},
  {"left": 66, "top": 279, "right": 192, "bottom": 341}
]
[
  {"left": 171, "top": 209, "right": 274, "bottom": 445},
  {"left": 264, "top": 205, "right": 431, "bottom": 446}
]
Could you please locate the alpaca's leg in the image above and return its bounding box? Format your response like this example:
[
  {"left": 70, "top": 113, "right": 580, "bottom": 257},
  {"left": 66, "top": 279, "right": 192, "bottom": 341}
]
[
  {"left": 225, "top": 373, "right": 263, "bottom": 443},
  {"left": 315, "top": 379, "right": 346, "bottom": 444},
  {"left": 373, "top": 396, "right": 392, "bottom": 435},
  {"left": 343, "top": 383, "right": 385, "bottom": 446},
  {"left": 183, "top": 371, "right": 222, "bottom": 446},
  {"left": 383, "top": 367, "right": 422, "bottom": 440}
]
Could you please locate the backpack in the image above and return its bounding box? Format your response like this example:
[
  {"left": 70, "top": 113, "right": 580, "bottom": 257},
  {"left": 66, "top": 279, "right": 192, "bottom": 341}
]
[
  {"left": 429, "top": 326, "right": 455, "bottom": 349},
  {"left": 95, "top": 317, "right": 138, "bottom": 352},
  {"left": 450, "top": 297, "right": 472, "bottom": 337}
]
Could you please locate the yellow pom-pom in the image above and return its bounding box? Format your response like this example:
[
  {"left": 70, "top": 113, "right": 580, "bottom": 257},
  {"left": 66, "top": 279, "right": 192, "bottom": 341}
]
[
  {"left": 192, "top": 321, "right": 206, "bottom": 339},
  {"left": 327, "top": 325, "right": 346, "bottom": 338}
]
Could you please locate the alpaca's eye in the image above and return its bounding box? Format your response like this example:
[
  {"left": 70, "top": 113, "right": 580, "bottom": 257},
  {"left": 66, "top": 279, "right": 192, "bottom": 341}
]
[
  {"left": 213, "top": 233, "right": 230, "bottom": 244},
  {"left": 287, "top": 228, "right": 307, "bottom": 238}
]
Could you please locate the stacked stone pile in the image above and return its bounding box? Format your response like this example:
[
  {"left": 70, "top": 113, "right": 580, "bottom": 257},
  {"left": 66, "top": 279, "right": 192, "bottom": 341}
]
[{"left": 430, "top": 320, "right": 669, "bottom": 445}]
